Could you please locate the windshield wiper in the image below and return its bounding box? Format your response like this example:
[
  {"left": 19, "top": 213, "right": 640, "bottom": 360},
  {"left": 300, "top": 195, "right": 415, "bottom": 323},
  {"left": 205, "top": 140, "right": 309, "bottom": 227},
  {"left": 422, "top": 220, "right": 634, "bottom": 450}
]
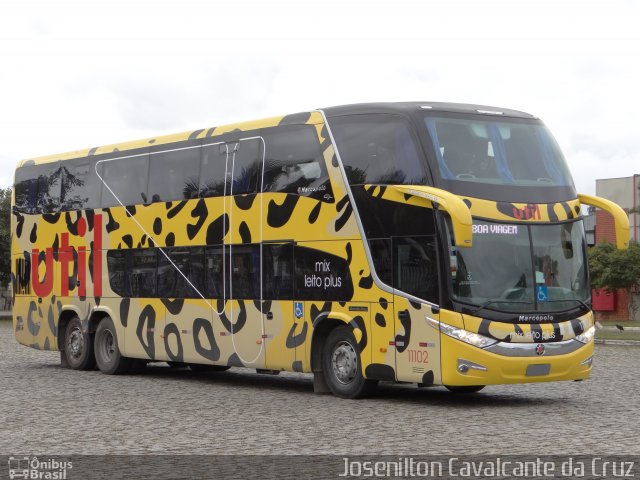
[
  {"left": 541, "top": 299, "right": 591, "bottom": 311},
  {"left": 469, "top": 299, "right": 531, "bottom": 315}
]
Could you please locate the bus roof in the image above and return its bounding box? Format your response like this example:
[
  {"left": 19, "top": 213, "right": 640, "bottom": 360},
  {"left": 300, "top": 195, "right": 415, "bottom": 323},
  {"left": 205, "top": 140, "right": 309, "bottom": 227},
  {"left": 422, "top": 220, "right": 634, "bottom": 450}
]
[
  {"left": 17, "top": 111, "right": 323, "bottom": 168},
  {"left": 322, "top": 101, "right": 537, "bottom": 119},
  {"left": 17, "top": 102, "right": 536, "bottom": 168}
]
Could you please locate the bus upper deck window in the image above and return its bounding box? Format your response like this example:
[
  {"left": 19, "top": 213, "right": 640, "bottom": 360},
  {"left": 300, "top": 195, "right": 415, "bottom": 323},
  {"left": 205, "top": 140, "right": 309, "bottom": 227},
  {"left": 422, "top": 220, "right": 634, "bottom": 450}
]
[{"left": 261, "top": 125, "right": 333, "bottom": 201}]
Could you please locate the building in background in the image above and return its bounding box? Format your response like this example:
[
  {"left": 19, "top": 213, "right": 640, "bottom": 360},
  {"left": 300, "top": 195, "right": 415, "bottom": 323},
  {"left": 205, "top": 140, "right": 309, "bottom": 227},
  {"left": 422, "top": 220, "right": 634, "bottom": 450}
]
[{"left": 592, "top": 174, "right": 640, "bottom": 321}]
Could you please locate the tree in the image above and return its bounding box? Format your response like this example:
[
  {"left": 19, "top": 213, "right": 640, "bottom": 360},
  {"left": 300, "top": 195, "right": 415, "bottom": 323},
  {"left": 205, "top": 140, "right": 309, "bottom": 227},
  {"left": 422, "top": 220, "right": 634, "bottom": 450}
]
[
  {"left": 0, "top": 187, "right": 10, "bottom": 288},
  {"left": 588, "top": 241, "right": 640, "bottom": 319}
]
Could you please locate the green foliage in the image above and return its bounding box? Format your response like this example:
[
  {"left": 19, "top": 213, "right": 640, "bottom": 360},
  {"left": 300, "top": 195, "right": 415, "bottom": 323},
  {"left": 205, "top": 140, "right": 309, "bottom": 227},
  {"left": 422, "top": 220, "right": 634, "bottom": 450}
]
[
  {"left": 589, "top": 241, "right": 640, "bottom": 319},
  {"left": 588, "top": 241, "right": 640, "bottom": 291},
  {"left": 0, "top": 187, "right": 10, "bottom": 288}
]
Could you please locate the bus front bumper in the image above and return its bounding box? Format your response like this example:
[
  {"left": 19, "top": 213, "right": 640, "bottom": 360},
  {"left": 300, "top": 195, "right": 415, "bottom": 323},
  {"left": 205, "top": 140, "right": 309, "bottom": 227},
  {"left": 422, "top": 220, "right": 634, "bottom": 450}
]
[{"left": 440, "top": 334, "right": 594, "bottom": 386}]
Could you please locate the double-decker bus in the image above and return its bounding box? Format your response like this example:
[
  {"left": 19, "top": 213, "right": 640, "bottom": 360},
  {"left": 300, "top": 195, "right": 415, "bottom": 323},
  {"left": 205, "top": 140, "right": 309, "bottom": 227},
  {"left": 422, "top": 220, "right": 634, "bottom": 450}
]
[{"left": 10, "top": 102, "right": 630, "bottom": 398}]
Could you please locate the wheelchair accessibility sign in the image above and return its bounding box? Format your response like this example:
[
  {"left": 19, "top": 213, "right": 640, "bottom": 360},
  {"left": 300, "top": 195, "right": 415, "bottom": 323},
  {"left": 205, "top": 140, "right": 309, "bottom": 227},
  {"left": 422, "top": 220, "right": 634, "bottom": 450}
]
[
  {"left": 536, "top": 285, "right": 549, "bottom": 302},
  {"left": 294, "top": 302, "right": 304, "bottom": 319}
]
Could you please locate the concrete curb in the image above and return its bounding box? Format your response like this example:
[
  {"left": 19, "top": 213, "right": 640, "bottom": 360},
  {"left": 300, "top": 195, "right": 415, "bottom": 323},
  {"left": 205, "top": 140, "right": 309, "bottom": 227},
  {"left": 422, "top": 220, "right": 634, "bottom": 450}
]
[
  {"left": 599, "top": 326, "right": 640, "bottom": 332},
  {"left": 595, "top": 338, "right": 640, "bottom": 346}
]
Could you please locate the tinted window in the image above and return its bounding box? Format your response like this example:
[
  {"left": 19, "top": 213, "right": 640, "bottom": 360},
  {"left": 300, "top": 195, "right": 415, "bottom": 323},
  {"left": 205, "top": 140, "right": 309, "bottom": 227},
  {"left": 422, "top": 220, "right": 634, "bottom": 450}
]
[
  {"left": 99, "top": 154, "right": 149, "bottom": 207},
  {"left": 352, "top": 186, "right": 438, "bottom": 238},
  {"left": 230, "top": 139, "right": 262, "bottom": 195},
  {"left": 148, "top": 147, "right": 201, "bottom": 202},
  {"left": 157, "top": 247, "right": 205, "bottom": 298},
  {"left": 14, "top": 167, "right": 38, "bottom": 213},
  {"left": 262, "top": 125, "right": 333, "bottom": 201},
  {"left": 393, "top": 236, "right": 439, "bottom": 304},
  {"left": 107, "top": 250, "right": 131, "bottom": 296},
  {"left": 200, "top": 143, "right": 228, "bottom": 197},
  {"left": 230, "top": 245, "right": 260, "bottom": 299},
  {"left": 34, "top": 162, "right": 62, "bottom": 213},
  {"left": 131, "top": 249, "right": 157, "bottom": 297},
  {"left": 263, "top": 243, "right": 293, "bottom": 300},
  {"left": 330, "top": 114, "right": 428, "bottom": 185},
  {"left": 368, "top": 239, "right": 392, "bottom": 286},
  {"left": 205, "top": 246, "right": 226, "bottom": 298},
  {"left": 294, "top": 245, "right": 354, "bottom": 301},
  {"left": 61, "top": 160, "right": 99, "bottom": 211}
]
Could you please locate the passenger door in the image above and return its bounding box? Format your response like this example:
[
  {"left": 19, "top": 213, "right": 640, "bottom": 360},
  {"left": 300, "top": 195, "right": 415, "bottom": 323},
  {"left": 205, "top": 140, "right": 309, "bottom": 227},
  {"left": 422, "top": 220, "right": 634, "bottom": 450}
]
[{"left": 393, "top": 236, "right": 443, "bottom": 385}]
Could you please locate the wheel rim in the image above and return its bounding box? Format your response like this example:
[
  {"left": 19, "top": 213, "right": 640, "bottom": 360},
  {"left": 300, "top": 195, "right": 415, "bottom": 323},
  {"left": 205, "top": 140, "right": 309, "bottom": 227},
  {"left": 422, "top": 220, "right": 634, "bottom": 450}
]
[
  {"left": 331, "top": 341, "right": 358, "bottom": 385},
  {"left": 67, "top": 326, "right": 84, "bottom": 360},
  {"left": 99, "top": 329, "right": 116, "bottom": 364}
]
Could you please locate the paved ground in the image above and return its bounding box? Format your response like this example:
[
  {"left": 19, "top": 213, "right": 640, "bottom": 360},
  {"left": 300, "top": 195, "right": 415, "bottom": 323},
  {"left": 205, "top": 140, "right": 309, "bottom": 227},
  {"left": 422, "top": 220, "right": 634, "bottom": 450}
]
[{"left": 1, "top": 320, "right": 639, "bottom": 456}]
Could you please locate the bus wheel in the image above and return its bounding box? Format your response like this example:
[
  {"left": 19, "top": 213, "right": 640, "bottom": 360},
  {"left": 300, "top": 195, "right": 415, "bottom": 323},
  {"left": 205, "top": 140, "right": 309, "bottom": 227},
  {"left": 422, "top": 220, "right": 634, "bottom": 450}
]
[
  {"left": 94, "top": 316, "right": 132, "bottom": 375},
  {"left": 322, "top": 326, "right": 376, "bottom": 399},
  {"left": 63, "top": 316, "right": 96, "bottom": 370},
  {"left": 188, "top": 364, "right": 230, "bottom": 372},
  {"left": 445, "top": 385, "right": 485, "bottom": 393}
]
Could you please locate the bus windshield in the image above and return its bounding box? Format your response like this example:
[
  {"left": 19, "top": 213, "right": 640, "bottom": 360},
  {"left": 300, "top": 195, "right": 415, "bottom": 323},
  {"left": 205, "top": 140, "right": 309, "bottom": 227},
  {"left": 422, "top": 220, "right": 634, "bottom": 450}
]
[
  {"left": 448, "top": 219, "right": 589, "bottom": 313},
  {"left": 424, "top": 115, "right": 574, "bottom": 187}
]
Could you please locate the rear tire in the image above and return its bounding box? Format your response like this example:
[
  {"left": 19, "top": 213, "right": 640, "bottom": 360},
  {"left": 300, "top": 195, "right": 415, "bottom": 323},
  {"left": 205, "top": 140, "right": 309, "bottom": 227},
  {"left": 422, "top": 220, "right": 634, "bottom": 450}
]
[
  {"left": 94, "top": 316, "right": 132, "bottom": 375},
  {"left": 322, "top": 325, "right": 377, "bottom": 399},
  {"left": 445, "top": 385, "right": 485, "bottom": 393},
  {"left": 62, "top": 316, "right": 96, "bottom": 370}
]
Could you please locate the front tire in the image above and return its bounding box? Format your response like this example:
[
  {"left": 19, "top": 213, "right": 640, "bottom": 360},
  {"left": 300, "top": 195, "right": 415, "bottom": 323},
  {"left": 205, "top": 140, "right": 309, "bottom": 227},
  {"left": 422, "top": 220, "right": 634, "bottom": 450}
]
[
  {"left": 322, "top": 326, "right": 376, "bottom": 399},
  {"left": 62, "top": 316, "right": 96, "bottom": 370},
  {"left": 94, "top": 316, "right": 132, "bottom": 375}
]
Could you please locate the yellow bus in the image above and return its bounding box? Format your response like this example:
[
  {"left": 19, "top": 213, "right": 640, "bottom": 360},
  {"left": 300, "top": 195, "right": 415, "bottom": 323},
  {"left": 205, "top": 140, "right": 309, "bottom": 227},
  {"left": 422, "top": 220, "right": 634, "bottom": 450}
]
[{"left": 10, "top": 102, "right": 630, "bottom": 398}]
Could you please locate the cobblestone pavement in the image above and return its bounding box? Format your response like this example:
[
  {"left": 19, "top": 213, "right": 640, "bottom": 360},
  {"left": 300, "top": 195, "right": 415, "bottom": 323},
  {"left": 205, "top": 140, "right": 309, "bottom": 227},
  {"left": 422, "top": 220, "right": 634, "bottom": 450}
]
[{"left": 1, "top": 320, "right": 639, "bottom": 456}]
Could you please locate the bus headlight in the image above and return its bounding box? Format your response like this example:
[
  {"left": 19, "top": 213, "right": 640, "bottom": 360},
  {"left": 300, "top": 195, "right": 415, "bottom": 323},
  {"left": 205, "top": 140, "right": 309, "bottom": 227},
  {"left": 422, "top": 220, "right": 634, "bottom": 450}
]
[
  {"left": 575, "top": 326, "right": 596, "bottom": 344},
  {"left": 426, "top": 316, "right": 498, "bottom": 349}
]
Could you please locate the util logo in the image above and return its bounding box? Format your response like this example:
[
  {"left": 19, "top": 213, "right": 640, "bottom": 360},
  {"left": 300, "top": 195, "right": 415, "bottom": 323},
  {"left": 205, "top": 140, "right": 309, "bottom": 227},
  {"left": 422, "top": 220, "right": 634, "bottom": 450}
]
[
  {"left": 31, "top": 214, "right": 103, "bottom": 298},
  {"left": 512, "top": 203, "right": 541, "bottom": 220}
]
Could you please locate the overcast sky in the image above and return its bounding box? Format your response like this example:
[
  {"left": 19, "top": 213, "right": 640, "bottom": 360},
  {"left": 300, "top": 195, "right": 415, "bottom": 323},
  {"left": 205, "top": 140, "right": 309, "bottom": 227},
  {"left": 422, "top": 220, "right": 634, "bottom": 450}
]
[{"left": 1, "top": 0, "right": 638, "bottom": 195}]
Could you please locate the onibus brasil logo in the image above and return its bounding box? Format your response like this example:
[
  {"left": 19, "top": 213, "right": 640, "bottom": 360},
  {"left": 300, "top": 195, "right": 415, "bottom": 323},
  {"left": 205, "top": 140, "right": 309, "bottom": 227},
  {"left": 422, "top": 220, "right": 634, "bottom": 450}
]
[{"left": 8, "top": 456, "right": 72, "bottom": 479}]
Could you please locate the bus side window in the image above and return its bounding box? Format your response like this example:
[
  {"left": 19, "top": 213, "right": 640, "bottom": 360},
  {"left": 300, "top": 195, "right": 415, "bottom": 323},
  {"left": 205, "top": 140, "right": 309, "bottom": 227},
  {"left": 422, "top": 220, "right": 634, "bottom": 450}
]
[
  {"left": 148, "top": 145, "right": 201, "bottom": 202},
  {"left": 230, "top": 245, "right": 260, "bottom": 299},
  {"left": 261, "top": 125, "right": 333, "bottom": 201},
  {"left": 157, "top": 247, "right": 205, "bottom": 298},
  {"left": 107, "top": 250, "right": 131, "bottom": 297},
  {"left": 60, "top": 160, "right": 100, "bottom": 211},
  {"left": 329, "top": 114, "right": 427, "bottom": 186},
  {"left": 393, "top": 236, "right": 439, "bottom": 304},
  {"left": 205, "top": 246, "right": 225, "bottom": 298},
  {"left": 231, "top": 139, "right": 262, "bottom": 195},
  {"left": 14, "top": 166, "right": 38, "bottom": 213},
  {"left": 99, "top": 153, "right": 149, "bottom": 207},
  {"left": 199, "top": 144, "right": 227, "bottom": 198},
  {"left": 263, "top": 243, "right": 293, "bottom": 300},
  {"left": 368, "top": 239, "right": 392, "bottom": 286},
  {"left": 130, "top": 249, "right": 157, "bottom": 297},
  {"left": 36, "top": 162, "right": 62, "bottom": 213},
  {"left": 294, "top": 245, "right": 354, "bottom": 301}
]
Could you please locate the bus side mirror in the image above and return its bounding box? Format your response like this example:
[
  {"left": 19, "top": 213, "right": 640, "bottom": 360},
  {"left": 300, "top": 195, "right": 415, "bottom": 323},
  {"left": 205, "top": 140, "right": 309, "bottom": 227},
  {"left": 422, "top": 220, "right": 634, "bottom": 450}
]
[
  {"left": 578, "top": 193, "right": 630, "bottom": 249},
  {"left": 395, "top": 185, "right": 473, "bottom": 248}
]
